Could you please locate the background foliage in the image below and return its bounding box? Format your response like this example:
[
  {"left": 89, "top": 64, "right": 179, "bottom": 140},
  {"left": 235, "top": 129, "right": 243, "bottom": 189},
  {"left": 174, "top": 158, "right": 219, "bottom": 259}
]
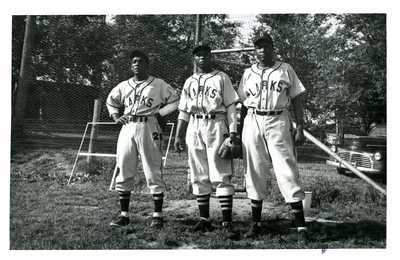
[{"left": 11, "top": 14, "right": 386, "bottom": 149}]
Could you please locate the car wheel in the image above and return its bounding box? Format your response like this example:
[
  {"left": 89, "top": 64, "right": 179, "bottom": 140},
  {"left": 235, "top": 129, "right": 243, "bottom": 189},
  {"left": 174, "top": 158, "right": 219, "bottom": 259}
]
[{"left": 337, "top": 167, "right": 346, "bottom": 174}]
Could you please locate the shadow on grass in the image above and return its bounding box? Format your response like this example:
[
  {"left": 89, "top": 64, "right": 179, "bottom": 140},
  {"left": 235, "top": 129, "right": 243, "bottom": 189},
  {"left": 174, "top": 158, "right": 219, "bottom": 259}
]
[
  {"left": 339, "top": 171, "right": 387, "bottom": 185},
  {"left": 162, "top": 216, "right": 386, "bottom": 248},
  {"left": 307, "top": 219, "right": 386, "bottom": 245}
]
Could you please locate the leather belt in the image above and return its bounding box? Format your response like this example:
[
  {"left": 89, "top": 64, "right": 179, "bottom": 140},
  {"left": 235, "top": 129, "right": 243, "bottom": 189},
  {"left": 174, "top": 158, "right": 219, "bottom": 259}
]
[
  {"left": 192, "top": 114, "right": 216, "bottom": 119},
  {"left": 254, "top": 110, "right": 283, "bottom": 116},
  {"left": 127, "top": 115, "right": 148, "bottom": 122}
]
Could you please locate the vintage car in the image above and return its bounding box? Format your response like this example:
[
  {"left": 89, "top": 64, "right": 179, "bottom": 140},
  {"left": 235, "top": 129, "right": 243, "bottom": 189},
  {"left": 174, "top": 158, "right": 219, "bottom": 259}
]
[{"left": 326, "top": 123, "right": 387, "bottom": 175}]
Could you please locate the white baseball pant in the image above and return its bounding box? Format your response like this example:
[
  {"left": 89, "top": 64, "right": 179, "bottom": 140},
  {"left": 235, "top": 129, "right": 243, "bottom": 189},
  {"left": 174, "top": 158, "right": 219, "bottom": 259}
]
[
  {"left": 242, "top": 110, "right": 305, "bottom": 202},
  {"left": 114, "top": 116, "right": 166, "bottom": 194},
  {"left": 186, "top": 114, "right": 235, "bottom": 197}
]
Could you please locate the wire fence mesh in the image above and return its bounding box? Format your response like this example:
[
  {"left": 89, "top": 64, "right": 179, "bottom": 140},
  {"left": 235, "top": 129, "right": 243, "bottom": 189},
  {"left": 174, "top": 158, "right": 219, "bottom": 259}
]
[
  {"left": 12, "top": 15, "right": 256, "bottom": 151},
  {"left": 11, "top": 14, "right": 375, "bottom": 162}
]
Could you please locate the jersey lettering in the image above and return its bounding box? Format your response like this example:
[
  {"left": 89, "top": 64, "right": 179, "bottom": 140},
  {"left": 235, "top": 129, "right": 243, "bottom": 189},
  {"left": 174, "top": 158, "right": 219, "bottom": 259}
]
[
  {"left": 248, "top": 84, "right": 258, "bottom": 96},
  {"left": 190, "top": 85, "right": 218, "bottom": 99},
  {"left": 269, "top": 80, "right": 283, "bottom": 92},
  {"left": 262, "top": 81, "right": 268, "bottom": 89},
  {"left": 248, "top": 88, "right": 257, "bottom": 96},
  {"left": 277, "top": 81, "right": 283, "bottom": 92},
  {"left": 211, "top": 89, "right": 217, "bottom": 98},
  {"left": 127, "top": 95, "right": 141, "bottom": 106},
  {"left": 189, "top": 88, "right": 196, "bottom": 100},
  {"left": 204, "top": 86, "right": 211, "bottom": 96},
  {"left": 139, "top": 96, "right": 154, "bottom": 107},
  {"left": 270, "top": 81, "right": 276, "bottom": 91}
]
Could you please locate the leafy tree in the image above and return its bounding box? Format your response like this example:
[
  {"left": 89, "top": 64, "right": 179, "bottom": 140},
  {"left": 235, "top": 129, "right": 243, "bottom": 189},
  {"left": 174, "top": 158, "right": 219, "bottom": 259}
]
[
  {"left": 12, "top": 15, "right": 242, "bottom": 121},
  {"left": 253, "top": 14, "right": 336, "bottom": 125},
  {"left": 313, "top": 14, "right": 386, "bottom": 134},
  {"left": 336, "top": 14, "right": 386, "bottom": 129},
  {"left": 252, "top": 14, "right": 386, "bottom": 136},
  {"left": 101, "top": 14, "right": 242, "bottom": 94},
  {"left": 33, "top": 15, "right": 112, "bottom": 90}
]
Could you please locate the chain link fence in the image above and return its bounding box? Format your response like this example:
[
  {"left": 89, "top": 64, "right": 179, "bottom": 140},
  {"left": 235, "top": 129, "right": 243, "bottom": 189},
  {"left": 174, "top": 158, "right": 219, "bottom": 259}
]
[
  {"left": 12, "top": 14, "right": 373, "bottom": 162},
  {"left": 11, "top": 15, "right": 257, "bottom": 152}
]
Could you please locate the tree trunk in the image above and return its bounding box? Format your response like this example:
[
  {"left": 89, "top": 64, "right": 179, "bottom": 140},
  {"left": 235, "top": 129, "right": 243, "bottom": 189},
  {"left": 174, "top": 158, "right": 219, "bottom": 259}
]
[{"left": 12, "top": 15, "right": 36, "bottom": 142}]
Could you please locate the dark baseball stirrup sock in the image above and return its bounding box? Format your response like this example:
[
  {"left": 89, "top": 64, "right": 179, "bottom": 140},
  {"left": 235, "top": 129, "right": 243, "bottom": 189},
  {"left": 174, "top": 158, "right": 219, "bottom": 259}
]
[
  {"left": 153, "top": 193, "right": 164, "bottom": 213},
  {"left": 197, "top": 194, "right": 211, "bottom": 219},
  {"left": 118, "top": 191, "right": 131, "bottom": 212},
  {"left": 251, "top": 200, "right": 263, "bottom": 223},
  {"left": 290, "top": 201, "right": 306, "bottom": 228},
  {"left": 218, "top": 195, "right": 233, "bottom": 222}
]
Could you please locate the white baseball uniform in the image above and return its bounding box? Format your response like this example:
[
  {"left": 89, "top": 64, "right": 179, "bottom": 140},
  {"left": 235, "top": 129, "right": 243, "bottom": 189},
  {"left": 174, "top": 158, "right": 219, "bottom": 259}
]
[
  {"left": 178, "top": 70, "right": 239, "bottom": 196},
  {"left": 106, "top": 76, "right": 179, "bottom": 193},
  {"left": 237, "top": 62, "right": 306, "bottom": 202}
]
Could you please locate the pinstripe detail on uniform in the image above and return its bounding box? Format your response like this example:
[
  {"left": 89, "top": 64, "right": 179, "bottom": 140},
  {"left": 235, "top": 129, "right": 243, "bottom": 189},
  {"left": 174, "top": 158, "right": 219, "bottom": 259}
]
[
  {"left": 129, "top": 76, "right": 155, "bottom": 115},
  {"left": 291, "top": 91, "right": 306, "bottom": 101},
  {"left": 127, "top": 78, "right": 136, "bottom": 89},
  {"left": 250, "top": 65, "right": 263, "bottom": 77},
  {"left": 225, "top": 100, "right": 237, "bottom": 108},
  {"left": 165, "top": 92, "right": 180, "bottom": 104},
  {"left": 262, "top": 62, "right": 282, "bottom": 109},
  {"left": 199, "top": 70, "right": 220, "bottom": 113},
  {"left": 106, "top": 102, "right": 120, "bottom": 109}
]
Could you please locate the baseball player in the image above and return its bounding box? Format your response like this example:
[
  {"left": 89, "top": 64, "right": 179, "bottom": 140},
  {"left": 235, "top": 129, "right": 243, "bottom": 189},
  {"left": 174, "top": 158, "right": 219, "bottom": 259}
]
[
  {"left": 106, "top": 50, "right": 179, "bottom": 228},
  {"left": 174, "top": 41, "right": 239, "bottom": 239},
  {"left": 237, "top": 32, "right": 309, "bottom": 243}
]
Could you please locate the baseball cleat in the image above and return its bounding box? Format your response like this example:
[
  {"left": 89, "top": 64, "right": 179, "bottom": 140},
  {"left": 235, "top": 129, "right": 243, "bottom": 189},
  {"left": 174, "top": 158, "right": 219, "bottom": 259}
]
[
  {"left": 150, "top": 217, "right": 164, "bottom": 228},
  {"left": 244, "top": 222, "right": 263, "bottom": 238},
  {"left": 110, "top": 215, "right": 130, "bottom": 227},
  {"left": 221, "top": 221, "right": 236, "bottom": 239},
  {"left": 298, "top": 230, "right": 309, "bottom": 243},
  {"left": 193, "top": 219, "right": 214, "bottom": 232}
]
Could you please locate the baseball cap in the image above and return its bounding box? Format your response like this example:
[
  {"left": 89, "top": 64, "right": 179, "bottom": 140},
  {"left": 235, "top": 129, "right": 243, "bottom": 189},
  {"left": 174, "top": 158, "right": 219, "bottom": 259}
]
[
  {"left": 253, "top": 32, "right": 274, "bottom": 46},
  {"left": 129, "top": 50, "right": 149, "bottom": 64},
  {"left": 192, "top": 41, "right": 211, "bottom": 54}
]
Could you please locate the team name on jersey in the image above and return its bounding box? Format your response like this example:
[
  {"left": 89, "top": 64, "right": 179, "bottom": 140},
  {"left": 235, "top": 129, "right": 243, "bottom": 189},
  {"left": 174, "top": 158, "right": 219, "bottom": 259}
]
[
  {"left": 189, "top": 85, "right": 218, "bottom": 100},
  {"left": 127, "top": 95, "right": 154, "bottom": 108},
  {"left": 248, "top": 80, "right": 284, "bottom": 97}
]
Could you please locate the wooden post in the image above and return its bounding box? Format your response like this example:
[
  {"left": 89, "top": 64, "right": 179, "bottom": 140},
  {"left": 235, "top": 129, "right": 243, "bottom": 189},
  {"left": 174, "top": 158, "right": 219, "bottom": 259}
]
[
  {"left": 294, "top": 122, "right": 386, "bottom": 196},
  {"left": 12, "top": 15, "right": 36, "bottom": 140},
  {"left": 87, "top": 98, "right": 102, "bottom": 163},
  {"left": 193, "top": 14, "right": 202, "bottom": 74}
]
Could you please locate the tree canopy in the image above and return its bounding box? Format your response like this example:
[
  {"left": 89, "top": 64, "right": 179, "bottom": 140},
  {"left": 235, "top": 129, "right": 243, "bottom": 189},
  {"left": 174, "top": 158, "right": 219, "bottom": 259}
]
[
  {"left": 252, "top": 14, "right": 386, "bottom": 131},
  {"left": 12, "top": 14, "right": 386, "bottom": 132}
]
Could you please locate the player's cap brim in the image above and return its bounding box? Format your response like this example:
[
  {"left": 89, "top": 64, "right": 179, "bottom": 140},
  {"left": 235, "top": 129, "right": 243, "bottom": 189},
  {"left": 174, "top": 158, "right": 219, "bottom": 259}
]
[
  {"left": 253, "top": 32, "right": 273, "bottom": 46},
  {"left": 192, "top": 44, "right": 211, "bottom": 54},
  {"left": 129, "top": 50, "right": 149, "bottom": 61}
]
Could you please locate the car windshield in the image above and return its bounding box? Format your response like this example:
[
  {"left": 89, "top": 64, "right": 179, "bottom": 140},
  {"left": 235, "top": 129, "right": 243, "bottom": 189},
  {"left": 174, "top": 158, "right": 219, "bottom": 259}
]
[{"left": 369, "top": 125, "right": 386, "bottom": 137}]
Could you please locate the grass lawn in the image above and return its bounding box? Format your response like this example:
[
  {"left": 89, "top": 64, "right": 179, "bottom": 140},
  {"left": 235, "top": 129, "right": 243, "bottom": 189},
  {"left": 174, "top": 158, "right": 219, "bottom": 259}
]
[{"left": 9, "top": 147, "right": 387, "bottom": 254}]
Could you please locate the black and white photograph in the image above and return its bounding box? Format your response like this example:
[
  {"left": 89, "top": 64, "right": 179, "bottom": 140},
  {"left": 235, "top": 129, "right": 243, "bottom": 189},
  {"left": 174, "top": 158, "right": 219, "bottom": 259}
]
[{"left": 4, "top": 0, "right": 396, "bottom": 259}]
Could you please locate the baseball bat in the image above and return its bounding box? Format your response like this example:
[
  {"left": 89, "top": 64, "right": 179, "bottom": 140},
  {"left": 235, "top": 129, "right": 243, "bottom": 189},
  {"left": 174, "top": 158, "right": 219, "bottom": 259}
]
[{"left": 294, "top": 123, "right": 387, "bottom": 196}]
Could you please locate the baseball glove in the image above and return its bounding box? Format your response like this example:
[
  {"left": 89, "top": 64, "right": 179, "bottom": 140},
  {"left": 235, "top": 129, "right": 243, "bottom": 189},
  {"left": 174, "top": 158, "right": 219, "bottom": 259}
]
[{"left": 218, "top": 136, "right": 242, "bottom": 159}]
